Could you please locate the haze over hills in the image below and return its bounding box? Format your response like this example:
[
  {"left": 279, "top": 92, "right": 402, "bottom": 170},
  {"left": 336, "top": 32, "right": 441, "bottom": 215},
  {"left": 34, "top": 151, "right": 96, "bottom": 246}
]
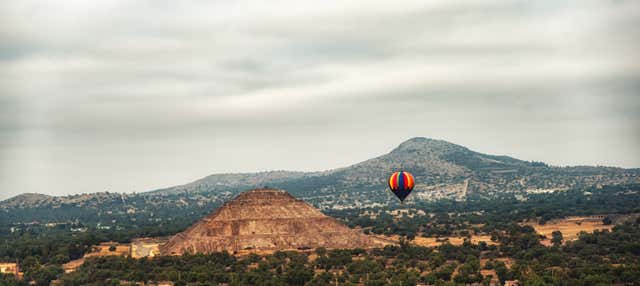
[
  {"left": 147, "top": 137, "right": 639, "bottom": 207},
  {"left": 2, "top": 137, "right": 639, "bottom": 211}
]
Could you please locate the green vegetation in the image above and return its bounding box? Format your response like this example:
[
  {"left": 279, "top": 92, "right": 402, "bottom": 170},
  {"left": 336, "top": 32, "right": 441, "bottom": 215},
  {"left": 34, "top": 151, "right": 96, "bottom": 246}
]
[
  {"left": 4, "top": 221, "right": 634, "bottom": 286},
  {"left": 0, "top": 184, "right": 639, "bottom": 285},
  {"left": 330, "top": 184, "right": 640, "bottom": 238},
  {"left": 0, "top": 192, "right": 224, "bottom": 233}
]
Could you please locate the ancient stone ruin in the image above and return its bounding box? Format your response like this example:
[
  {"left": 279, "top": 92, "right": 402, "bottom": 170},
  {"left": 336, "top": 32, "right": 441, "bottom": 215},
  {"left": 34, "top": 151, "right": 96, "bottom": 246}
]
[{"left": 161, "top": 188, "right": 379, "bottom": 255}]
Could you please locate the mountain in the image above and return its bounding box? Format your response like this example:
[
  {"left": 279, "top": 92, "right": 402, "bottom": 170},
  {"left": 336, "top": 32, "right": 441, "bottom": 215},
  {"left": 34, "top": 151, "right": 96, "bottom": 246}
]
[
  {"left": 148, "top": 137, "right": 640, "bottom": 206},
  {"left": 161, "top": 188, "right": 381, "bottom": 255},
  {"left": 2, "top": 137, "right": 639, "bottom": 213}
]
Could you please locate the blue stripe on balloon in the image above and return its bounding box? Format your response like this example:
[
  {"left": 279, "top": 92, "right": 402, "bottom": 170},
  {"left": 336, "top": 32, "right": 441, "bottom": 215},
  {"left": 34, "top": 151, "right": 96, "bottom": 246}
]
[{"left": 398, "top": 171, "right": 404, "bottom": 190}]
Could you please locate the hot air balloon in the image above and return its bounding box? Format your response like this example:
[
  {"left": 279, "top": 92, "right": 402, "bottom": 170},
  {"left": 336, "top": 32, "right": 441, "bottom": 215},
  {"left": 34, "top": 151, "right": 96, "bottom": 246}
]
[{"left": 388, "top": 171, "right": 415, "bottom": 202}]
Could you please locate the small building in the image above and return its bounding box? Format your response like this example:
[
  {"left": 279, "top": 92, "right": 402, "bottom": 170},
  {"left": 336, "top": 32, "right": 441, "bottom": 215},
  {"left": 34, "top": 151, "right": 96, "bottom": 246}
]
[
  {"left": 148, "top": 281, "right": 174, "bottom": 286},
  {"left": 117, "top": 281, "right": 144, "bottom": 286},
  {"left": 0, "top": 262, "right": 22, "bottom": 279},
  {"left": 130, "top": 237, "right": 168, "bottom": 259}
]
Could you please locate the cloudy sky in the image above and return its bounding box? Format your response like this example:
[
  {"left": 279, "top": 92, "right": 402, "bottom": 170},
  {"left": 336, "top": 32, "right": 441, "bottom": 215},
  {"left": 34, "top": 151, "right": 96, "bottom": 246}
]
[{"left": 1, "top": 0, "right": 639, "bottom": 199}]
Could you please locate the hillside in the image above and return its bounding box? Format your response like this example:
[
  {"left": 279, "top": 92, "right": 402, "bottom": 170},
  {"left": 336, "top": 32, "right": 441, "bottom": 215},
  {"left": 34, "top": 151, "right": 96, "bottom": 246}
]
[
  {"left": 149, "top": 170, "right": 307, "bottom": 195},
  {"left": 0, "top": 193, "right": 52, "bottom": 209},
  {"left": 147, "top": 137, "right": 640, "bottom": 207},
  {"left": 2, "top": 137, "right": 638, "bottom": 216}
]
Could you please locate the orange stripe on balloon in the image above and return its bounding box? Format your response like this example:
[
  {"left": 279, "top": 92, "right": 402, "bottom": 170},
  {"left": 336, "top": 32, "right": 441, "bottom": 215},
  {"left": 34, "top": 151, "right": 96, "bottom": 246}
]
[
  {"left": 402, "top": 172, "right": 409, "bottom": 189},
  {"left": 406, "top": 173, "right": 414, "bottom": 189},
  {"left": 394, "top": 172, "right": 399, "bottom": 189},
  {"left": 389, "top": 172, "right": 398, "bottom": 189}
]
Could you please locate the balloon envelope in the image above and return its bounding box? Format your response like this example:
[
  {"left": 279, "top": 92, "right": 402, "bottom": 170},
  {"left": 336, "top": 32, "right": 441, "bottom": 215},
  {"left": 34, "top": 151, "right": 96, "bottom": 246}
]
[{"left": 388, "top": 171, "right": 415, "bottom": 202}]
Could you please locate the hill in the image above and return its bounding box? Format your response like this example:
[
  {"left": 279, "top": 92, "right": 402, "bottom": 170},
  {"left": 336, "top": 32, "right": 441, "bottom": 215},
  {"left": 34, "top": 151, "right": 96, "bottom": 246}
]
[
  {"left": 1, "top": 137, "right": 638, "bottom": 220},
  {"left": 149, "top": 170, "right": 307, "bottom": 195},
  {"left": 0, "top": 193, "right": 52, "bottom": 208},
  {"left": 148, "top": 137, "right": 640, "bottom": 207}
]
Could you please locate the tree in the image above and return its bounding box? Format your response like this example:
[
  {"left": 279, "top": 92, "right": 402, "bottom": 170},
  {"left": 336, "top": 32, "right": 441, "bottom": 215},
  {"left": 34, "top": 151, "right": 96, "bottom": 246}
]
[
  {"left": 494, "top": 261, "right": 511, "bottom": 283},
  {"left": 525, "top": 275, "right": 549, "bottom": 286},
  {"left": 285, "top": 264, "right": 313, "bottom": 286},
  {"left": 551, "top": 231, "right": 563, "bottom": 247},
  {"left": 315, "top": 247, "right": 327, "bottom": 257}
]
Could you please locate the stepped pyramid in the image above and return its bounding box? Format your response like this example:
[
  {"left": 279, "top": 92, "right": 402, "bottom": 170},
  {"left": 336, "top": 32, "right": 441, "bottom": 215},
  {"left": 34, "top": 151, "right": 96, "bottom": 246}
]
[{"left": 161, "top": 188, "right": 379, "bottom": 255}]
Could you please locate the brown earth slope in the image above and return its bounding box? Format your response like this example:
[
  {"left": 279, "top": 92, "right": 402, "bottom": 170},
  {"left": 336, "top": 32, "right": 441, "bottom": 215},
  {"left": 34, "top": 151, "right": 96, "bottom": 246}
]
[{"left": 161, "top": 188, "right": 380, "bottom": 255}]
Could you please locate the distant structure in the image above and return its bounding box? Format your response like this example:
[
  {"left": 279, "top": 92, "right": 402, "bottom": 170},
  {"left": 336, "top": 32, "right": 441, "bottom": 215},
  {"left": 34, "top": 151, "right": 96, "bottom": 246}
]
[
  {"left": 161, "top": 188, "right": 383, "bottom": 255},
  {"left": 565, "top": 215, "right": 607, "bottom": 222},
  {"left": 131, "top": 237, "right": 166, "bottom": 259},
  {"left": 0, "top": 262, "right": 22, "bottom": 279}
]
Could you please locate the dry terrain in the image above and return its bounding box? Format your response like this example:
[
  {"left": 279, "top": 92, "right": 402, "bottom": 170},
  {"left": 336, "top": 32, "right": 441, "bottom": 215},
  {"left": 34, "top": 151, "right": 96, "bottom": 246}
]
[
  {"left": 62, "top": 242, "right": 130, "bottom": 273},
  {"left": 377, "top": 234, "right": 498, "bottom": 247},
  {"left": 523, "top": 216, "right": 614, "bottom": 246},
  {"left": 412, "top": 235, "right": 498, "bottom": 247}
]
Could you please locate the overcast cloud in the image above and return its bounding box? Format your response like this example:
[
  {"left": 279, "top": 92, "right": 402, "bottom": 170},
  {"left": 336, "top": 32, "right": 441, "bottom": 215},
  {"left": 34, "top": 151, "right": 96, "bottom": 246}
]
[{"left": 1, "top": 0, "right": 639, "bottom": 199}]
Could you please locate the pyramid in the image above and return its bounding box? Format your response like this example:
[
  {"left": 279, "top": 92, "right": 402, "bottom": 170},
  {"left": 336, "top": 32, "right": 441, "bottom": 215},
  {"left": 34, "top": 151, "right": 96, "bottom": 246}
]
[{"left": 161, "top": 188, "right": 379, "bottom": 255}]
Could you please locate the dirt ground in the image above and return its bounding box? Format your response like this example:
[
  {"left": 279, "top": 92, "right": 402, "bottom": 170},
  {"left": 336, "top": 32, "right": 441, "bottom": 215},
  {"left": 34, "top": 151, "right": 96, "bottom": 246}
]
[
  {"left": 63, "top": 242, "right": 130, "bottom": 273},
  {"left": 413, "top": 235, "right": 498, "bottom": 247},
  {"left": 85, "top": 242, "right": 130, "bottom": 257},
  {"left": 524, "top": 217, "right": 614, "bottom": 246},
  {"left": 378, "top": 234, "right": 498, "bottom": 247}
]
